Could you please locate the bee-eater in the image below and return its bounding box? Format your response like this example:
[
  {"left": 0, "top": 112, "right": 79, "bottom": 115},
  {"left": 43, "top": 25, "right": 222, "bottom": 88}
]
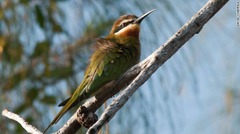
[{"left": 44, "top": 9, "right": 155, "bottom": 133}]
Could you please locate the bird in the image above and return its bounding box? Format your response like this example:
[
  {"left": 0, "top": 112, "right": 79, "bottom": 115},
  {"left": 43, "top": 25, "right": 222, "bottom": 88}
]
[{"left": 43, "top": 9, "right": 155, "bottom": 133}]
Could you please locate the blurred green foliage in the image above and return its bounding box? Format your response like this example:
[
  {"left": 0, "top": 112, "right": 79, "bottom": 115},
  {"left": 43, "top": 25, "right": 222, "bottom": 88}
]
[{"left": 0, "top": 0, "right": 112, "bottom": 133}]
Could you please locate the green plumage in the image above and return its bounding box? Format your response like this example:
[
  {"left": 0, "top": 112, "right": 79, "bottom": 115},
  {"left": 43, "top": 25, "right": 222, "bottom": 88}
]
[{"left": 44, "top": 9, "right": 154, "bottom": 133}]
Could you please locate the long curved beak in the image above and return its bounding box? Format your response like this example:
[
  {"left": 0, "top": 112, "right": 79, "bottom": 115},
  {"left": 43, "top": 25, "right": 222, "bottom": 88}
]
[{"left": 134, "top": 9, "right": 156, "bottom": 24}]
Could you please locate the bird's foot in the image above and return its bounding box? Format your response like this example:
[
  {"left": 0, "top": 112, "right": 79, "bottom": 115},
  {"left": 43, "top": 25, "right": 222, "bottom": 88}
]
[{"left": 77, "top": 106, "right": 98, "bottom": 128}]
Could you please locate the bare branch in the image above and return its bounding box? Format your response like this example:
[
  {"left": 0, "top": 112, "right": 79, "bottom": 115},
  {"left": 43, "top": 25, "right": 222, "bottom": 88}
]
[
  {"left": 2, "top": 109, "right": 42, "bottom": 134},
  {"left": 86, "top": 0, "right": 229, "bottom": 133}
]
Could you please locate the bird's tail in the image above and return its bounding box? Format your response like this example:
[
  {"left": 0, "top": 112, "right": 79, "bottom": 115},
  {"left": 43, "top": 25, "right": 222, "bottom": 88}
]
[
  {"left": 43, "top": 92, "right": 86, "bottom": 133},
  {"left": 58, "top": 94, "right": 85, "bottom": 109},
  {"left": 58, "top": 97, "right": 70, "bottom": 107}
]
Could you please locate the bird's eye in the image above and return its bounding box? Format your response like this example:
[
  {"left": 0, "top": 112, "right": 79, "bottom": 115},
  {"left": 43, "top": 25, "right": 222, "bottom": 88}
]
[
  {"left": 115, "top": 20, "right": 134, "bottom": 33},
  {"left": 120, "top": 22, "right": 127, "bottom": 28}
]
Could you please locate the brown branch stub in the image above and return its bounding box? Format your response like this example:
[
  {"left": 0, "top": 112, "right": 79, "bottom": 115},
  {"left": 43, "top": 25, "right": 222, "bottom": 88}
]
[{"left": 77, "top": 106, "right": 98, "bottom": 128}]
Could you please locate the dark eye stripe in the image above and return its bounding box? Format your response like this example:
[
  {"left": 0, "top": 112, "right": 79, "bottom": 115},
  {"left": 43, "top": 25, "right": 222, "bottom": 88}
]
[{"left": 115, "top": 19, "right": 134, "bottom": 33}]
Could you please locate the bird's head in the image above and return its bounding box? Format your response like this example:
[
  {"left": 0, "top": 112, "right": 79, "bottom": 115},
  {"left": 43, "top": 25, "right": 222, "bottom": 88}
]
[{"left": 108, "top": 9, "right": 155, "bottom": 39}]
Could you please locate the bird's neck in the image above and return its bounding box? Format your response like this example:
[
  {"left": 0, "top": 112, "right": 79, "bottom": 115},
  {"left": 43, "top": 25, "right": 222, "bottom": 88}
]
[{"left": 106, "top": 35, "right": 140, "bottom": 46}]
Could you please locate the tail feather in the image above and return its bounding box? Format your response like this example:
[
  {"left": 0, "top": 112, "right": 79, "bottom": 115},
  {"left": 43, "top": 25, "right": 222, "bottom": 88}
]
[
  {"left": 43, "top": 79, "right": 89, "bottom": 133},
  {"left": 43, "top": 93, "right": 80, "bottom": 133},
  {"left": 58, "top": 96, "right": 84, "bottom": 110},
  {"left": 58, "top": 97, "right": 71, "bottom": 107}
]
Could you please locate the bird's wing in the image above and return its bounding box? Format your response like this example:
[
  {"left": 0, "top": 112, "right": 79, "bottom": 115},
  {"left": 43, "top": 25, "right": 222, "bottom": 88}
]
[{"left": 84, "top": 38, "right": 129, "bottom": 95}]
